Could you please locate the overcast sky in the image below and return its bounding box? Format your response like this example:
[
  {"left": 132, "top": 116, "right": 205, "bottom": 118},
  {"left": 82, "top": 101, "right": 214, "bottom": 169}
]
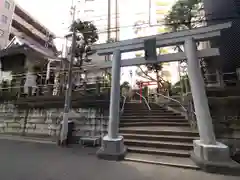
[
  {"left": 14, "top": 0, "right": 179, "bottom": 85},
  {"left": 14, "top": 0, "right": 152, "bottom": 37},
  {"left": 15, "top": 0, "right": 72, "bottom": 36}
]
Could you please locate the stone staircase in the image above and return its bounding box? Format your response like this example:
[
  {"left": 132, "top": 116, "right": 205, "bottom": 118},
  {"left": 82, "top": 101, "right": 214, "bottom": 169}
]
[{"left": 120, "top": 102, "right": 199, "bottom": 169}]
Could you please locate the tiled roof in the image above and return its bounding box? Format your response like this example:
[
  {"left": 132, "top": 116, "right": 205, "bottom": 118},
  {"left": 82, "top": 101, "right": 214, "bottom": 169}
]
[
  {"left": 18, "top": 36, "right": 55, "bottom": 58},
  {"left": 6, "top": 35, "right": 56, "bottom": 59}
]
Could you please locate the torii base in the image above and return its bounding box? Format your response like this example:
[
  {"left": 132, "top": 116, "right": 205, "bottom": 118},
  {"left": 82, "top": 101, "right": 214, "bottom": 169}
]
[
  {"left": 191, "top": 140, "right": 240, "bottom": 176},
  {"left": 96, "top": 135, "right": 127, "bottom": 161}
]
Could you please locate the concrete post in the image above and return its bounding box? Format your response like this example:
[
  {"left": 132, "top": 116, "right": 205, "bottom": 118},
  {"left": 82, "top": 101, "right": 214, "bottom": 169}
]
[
  {"left": 185, "top": 38, "right": 216, "bottom": 145},
  {"left": 24, "top": 60, "right": 37, "bottom": 96},
  {"left": 97, "top": 49, "right": 126, "bottom": 160},
  {"left": 184, "top": 76, "right": 190, "bottom": 93},
  {"left": 216, "top": 69, "right": 224, "bottom": 88},
  {"left": 185, "top": 38, "right": 238, "bottom": 171},
  {"left": 108, "top": 49, "right": 121, "bottom": 138}
]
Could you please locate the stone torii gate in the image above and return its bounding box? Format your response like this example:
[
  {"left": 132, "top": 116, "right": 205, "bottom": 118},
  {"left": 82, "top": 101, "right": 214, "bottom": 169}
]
[{"left": 91, "top": 22, "right": 240, "bottom": 171}]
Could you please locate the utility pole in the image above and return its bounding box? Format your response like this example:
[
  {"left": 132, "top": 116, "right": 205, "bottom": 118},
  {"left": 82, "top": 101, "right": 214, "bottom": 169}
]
[
  {"left": 148, "top": 0, "right": 152, "bottom": 26},
  {"left": 115, "top": 0, "right": 118, "bottom": 41},
  {"left": 105, "top": 0, "right": 111, "bottom": 81},
  {"left": 59, "top": 4, "right": 77, "bottom": 146},
  {"left": 107, "top": 0, "right": 111, "bottom": 42}
]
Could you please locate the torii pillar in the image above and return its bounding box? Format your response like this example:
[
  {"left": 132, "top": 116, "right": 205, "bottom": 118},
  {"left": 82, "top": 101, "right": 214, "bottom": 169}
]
[
  {"left": 97, "top": 49, "right": 126, "bottom": 160},
  {"left": 185, "top": 38, "right": 239, "bottom": 172}
]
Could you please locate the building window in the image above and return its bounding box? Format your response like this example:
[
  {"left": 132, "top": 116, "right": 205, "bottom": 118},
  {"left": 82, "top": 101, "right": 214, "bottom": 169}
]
[
  {"left": 5, "top": 1, "right": 10, "bottom": 9},
  {"left": 1, "top": 15, "right": 8, "bottom": 24}
]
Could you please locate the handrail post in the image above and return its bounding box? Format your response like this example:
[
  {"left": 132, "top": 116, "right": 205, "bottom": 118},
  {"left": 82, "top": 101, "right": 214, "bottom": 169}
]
[{"left": 136, "top": 92, "right": 151, "bottom": 110}]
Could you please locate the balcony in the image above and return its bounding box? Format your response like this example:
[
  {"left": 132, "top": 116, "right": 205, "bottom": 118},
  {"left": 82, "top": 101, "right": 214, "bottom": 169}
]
[{"left": 13, "top": 14, "right": 49, "bottom": 42}]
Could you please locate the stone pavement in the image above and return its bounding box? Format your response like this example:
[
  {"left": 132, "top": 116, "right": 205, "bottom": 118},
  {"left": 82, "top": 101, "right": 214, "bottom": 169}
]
[{"left": 0, "top": 139, "right": 239, "bottom": 180}]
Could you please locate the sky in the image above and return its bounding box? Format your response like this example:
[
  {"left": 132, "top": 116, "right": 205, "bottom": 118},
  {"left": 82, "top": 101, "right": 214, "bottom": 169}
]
[
  {"left": 14, "top": 0, "right": 142, "bottom": 85},
  {"left": 14, "top": 0, "right": 179, "bottom": 86},
  {"left": 15, "top": 0, "right": 72, "bottom": 37}
]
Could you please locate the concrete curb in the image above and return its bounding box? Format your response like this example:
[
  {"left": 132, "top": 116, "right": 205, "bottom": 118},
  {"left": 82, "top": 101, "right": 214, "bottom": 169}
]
[
  {"left": 124, "top": 157, "right": 200, "bottom": 170},
  {"left": 0, "top": 135, "right": 56, "bottom": 145}
]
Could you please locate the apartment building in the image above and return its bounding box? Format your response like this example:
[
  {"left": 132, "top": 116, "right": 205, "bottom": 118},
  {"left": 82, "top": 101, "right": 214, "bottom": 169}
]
[
  {"left": 0, "top": 1, "right": 56, "bottom": 51},
  {"left": 0, "top": 0, "right": 15, "bottom": 49},
  {"left": 11, "top": 4, "right": 56, "bottom": 49},
  {"left": 0, "top": 1, "right": 57, "bottom": 82}
]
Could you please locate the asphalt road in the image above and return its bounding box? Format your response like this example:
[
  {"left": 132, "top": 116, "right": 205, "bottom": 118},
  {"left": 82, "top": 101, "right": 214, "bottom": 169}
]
[{"left": 0, "top": 139, "right": 239, "bottom": 180}]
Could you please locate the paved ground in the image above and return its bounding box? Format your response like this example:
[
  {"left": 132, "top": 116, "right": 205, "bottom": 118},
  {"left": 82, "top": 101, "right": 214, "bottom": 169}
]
[{"left": 0, "top": 139, "right": 239, "bottom": 180}]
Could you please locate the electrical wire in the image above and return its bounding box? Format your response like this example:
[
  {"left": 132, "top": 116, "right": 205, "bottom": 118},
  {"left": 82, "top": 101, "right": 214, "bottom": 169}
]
[{"left": 56, "top": 15, "right": 239, "bottom": 39}]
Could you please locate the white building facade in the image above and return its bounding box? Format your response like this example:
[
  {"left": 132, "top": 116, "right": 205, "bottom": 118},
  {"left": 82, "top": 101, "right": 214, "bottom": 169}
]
[
  {"left": 0, "top": 1, "right": 55, "bottom": 50},
  {"left": 11, "top": 4, "right": 55, "bottom": 45},
  {"left": 0, "top": 0, "right": 15, "bottom": 49}
]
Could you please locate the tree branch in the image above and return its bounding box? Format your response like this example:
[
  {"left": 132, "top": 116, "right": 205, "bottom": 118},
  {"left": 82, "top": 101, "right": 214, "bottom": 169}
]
[
  {"left": 138, "top": 66, "right": 157, "bottom": 82},
  {"left": 137, "top": 66, "right": 167, "bottom": 88}
]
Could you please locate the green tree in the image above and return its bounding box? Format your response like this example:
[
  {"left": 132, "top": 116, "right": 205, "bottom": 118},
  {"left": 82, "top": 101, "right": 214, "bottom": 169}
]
[
  {"left": 121, "top": 81, "right": 130, "bottom": 89},
  {"left": 171, "top": 75, "right": 190, "bottom": 95},
  {"left": 133, "top": 20, "right": 171, "bottom": 94},
  {"left": 136, "top": 63, "right": 170, "bottom": 94},
  {"left": 70, "top": 20, "right": 99, "bottom": 67},
  {"left": 165, "top": 0, "right": 203, "bottom": 32},
  {"left": 164, "top": 0, "right": 204, "bottom": 94},
  {"left": 135, "top": 48, "right": 170, "bottom": 94}
]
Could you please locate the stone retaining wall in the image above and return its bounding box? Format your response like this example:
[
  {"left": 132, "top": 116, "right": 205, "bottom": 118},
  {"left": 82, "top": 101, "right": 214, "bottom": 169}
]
[{"left": 0, "top": 102, "right": 109, "bottom": 143}]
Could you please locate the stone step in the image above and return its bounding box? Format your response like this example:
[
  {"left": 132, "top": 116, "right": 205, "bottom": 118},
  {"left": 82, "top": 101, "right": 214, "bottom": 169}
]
[
  {"left": 123, "top": 111, "right": 170, "bottom": 114},
  {"left": 120, "top": 128, "right": 199, "bottom": 137},
  {"left": 121, "top": 133, "right": 196, "bottom": 143},
  {"left": 125, "top": 153, "right": 199, "bottom": 170},
  {"left": 124, "top": 139, "right": 193, "bottom": 151},
  {"left": 127, "top": 146, "right": 190, "bottom": 158},
  {"left": 124, "top": 107, "right": 148, "bottom": 110},
  {"left": 121, "top": 115, "right": 185, "bottom": 119},
  {"left": 124, "top": 109, "right": 167, "bottom": 112},
  {"left": 122, "top": 112, "right": 181, "bottom": 115},
  {"left": 120, "top": 119, "right": 188, "bottom": 123},
  {"left": 123, "top": 109, "right": 173, "bottom": 112},
  {"left": 120, "top": 122, "right": 189, "bottom": 127}
]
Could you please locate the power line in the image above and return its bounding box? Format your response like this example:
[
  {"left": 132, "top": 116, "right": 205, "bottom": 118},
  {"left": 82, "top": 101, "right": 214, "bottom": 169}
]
[
  {"left": 80, "top": 11, "right": 150, "bottom": 22},
  {"left": 63, "top": 15, "right": 240, "bottom": 36},
  {"left": 54, "top": 13, "right": 239, "bottom": 40}
]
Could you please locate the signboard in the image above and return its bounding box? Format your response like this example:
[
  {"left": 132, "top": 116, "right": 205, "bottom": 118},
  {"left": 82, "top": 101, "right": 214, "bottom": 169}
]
[{"left": 144, "top": 38, "right": 157, "bottom": 61}]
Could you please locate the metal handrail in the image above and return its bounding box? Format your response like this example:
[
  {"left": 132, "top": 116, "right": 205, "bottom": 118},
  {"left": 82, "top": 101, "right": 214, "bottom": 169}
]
[
  {"left": 154, "top": 93, "right": 187, "bottom": 112},
  {"left": 136, "top": 92, "right": 151, "bottom": 110},
  {"left": 121, "top": 95, "right": 127, "bottom": 113},
  {"left": 154, "top": 93, "right": 198, "bottom": 129},
  {"left": 74, "top": 86, "right": 111, "bottom": 92}
]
